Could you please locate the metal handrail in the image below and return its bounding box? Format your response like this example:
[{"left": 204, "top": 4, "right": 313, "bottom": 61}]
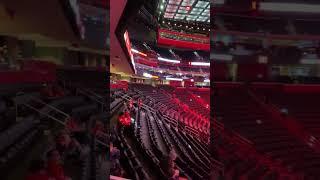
[
  {"left": 26, "top": 97, "right": 108, "bottom": 147},
  {"left": 77, "top": 88, "right": 106, "bottom": 112},
  {"left": 82, "top": 88, "right": 104, "bottom": 100},
  {"left": 29, "top": 96, "right": 70, "bottom": 118},
  {"left": 77, "top": 88, "right": 103, "bottom": 103},
  {"left": 96, "top": 138, "right": 107, "bottom": 146},
  {"left": 22, "top": 102, "right": 65, "bottom": 126}
]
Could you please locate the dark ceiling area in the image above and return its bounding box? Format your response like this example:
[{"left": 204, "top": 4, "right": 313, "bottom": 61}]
[
  {"left": 79, "top": 3, "right": 108, "bottom": 49},
  {"left": 212, "top": 0, "right": 320, "bottom": 37},
  {"left": 79, "top": 0, "right": 109, "bottom": 9}
]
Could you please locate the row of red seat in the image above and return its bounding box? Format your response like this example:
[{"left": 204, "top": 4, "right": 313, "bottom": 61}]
[
  {"left": 214, "top": 83, "right": 320, "bottom": 179},
  {"left": 213, "top": 63, "right": 269, "bottom": 81}
]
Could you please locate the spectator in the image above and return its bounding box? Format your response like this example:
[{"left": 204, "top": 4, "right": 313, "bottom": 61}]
[
  {"left": 56, "top": 131, "right": 82, "bottom": 158},
  {"left": 92, "top": 120, "right": 105, "bottom": 138},
  {"left": 67, "top": 117, "right": 89, "bottom": 143},
  {"left": 160, "top": 149, "right": 179, "bottom": 180},
  {"left": 65, "top": 117, "right": 79, "bottom": 132},
  {"left": 110, "top": 142, "right": 120, "bottom": 170},
  {"left": 46, "top": 149, "right": 71, "bottom": 180},
  {"left": 25, "top": 160, "right": 52, "bottom": 180},
  {"left": 110, "top": 126, "right": 117, "bottom": 143}
]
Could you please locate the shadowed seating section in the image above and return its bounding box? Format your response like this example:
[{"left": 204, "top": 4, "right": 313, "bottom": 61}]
[
  {"left": 0, "top": 67, "right": 108, "bottom": 180},
  {"left": 213, "top": 63, "right": 230, "bottom": 81},
  {"left": 252, "top": 84, "right": 320, "bottom": 143},
  {"left": 220, "top": 15, "right": 288, "bottom": 34},
  {"left": 0, "top": 117, "right": 39, "bottom": 169},
  {"left": 214, "top": 82, "right": 320, "bottom": 179}
]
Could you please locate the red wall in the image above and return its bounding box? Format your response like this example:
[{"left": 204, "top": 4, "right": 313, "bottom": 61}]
[
  {"left": 0, "top": 60, "right": 56, "bottom": 84},
  {"left": 157, "top": 29, "right": 210, "bottom": 51},
  {"left": 237, "top": 64, "right": 268, "bottom": 81}
]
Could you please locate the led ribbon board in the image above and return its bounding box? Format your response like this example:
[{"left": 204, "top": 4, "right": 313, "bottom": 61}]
[
  {"left": 157, "top": 28, "right": 210, "bottom": 51},
  {"left": 124, "top": 30, "right": 136, "bottom": 73},
  {"left": 190, "top": 62, "right": 210, "bottom": 66}
]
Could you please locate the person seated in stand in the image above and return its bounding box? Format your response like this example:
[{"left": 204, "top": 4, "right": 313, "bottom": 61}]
[
  {"left": 91, "top": 120, "right": 105, "bottom": 138},
  {"left": 124, "top": 111, "right": 131, "bottom": 120},
  {"left": 65, "top": 116, "right": 83, "bottom": 132},
  {"left": 56, "top": 130, "right": 82, "bottom": 159},
  {"left": 110, "top": 142, "right": 120, "bottom": 171},
  {"left": 118, "top": 111, "right": 131, "bottom": 127},
  {"left": 160, "top": 149, "right": 180, "bottom": 180},
  {"left": 65, "top": 116, "right": 87, "bottom": 144},
  {"left": 25, "top": 160, "right": 53, "bottom": 180},
  {"left": 110, "top": 127, "right": 117, "bottom": 143},
  {"left": 46, "top": 149, "right": 71, "bottom": 180}
]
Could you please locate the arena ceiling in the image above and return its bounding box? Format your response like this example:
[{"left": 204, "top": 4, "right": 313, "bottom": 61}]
[
  {"left": 158, "top": 0, "right": 210, "bottom": 23},
  {"left": 79, "top": 0, "right": 109, "bottom": 9}
]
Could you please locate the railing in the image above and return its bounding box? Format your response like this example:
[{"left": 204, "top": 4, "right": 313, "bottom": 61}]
[
  {"left": 211, "top": 158, "right": 224, "bottom": 176},
  {"left": 110, "top": 176, "right": 131, "bottom": 180},
  {"left": 22, "top": 94, "right": 108, "bottom": 147},
  {"left": 96, "top": 134, "right": 107, "bottom": 146},
  {"left": 20, "top": 95, "right": 70, "bottom": 125},
  {"left": 22, "top": 102, "right": 65, "bottom": 126},
  {"left": 80, "top": 88, "right": 104, "bottom": 100},
  {"left": 30, "top": 96, "right": 70, "bottom": 117},
  {"left": 77, "top": 88, "right": 106, "bottom": 111}
]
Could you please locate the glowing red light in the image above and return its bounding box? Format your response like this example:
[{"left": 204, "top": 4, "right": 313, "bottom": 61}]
[{"left": 119, "top": 111, "right": 131, "bottom": 126}]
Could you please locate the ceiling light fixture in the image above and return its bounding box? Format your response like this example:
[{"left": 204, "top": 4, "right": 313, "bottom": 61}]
[
  {"left": 166, "top": 77, "right": 183, "bottom": 81},
  {"left": 158, "top": 57, "right": 180, "bottom": 63},
  {"left": 131, "top": 49, "right": 147, "bottom": 57},
  {"left": 190, "top": 62, "right": 210, "bottom": 66}
]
